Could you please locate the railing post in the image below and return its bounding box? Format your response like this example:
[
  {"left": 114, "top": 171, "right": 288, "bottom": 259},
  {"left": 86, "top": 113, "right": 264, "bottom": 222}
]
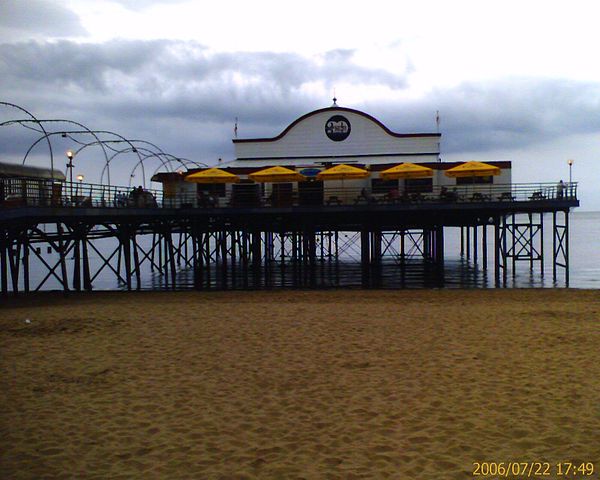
[{"left": 0, "top": 227, "right": 8, "bottom": 296}]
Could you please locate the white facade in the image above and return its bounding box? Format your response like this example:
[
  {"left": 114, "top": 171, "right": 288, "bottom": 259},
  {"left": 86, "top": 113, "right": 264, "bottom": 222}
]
[
  {"left": 231, "top": 106, "right": 440, "bottom": 166},
  {"left": 158, "top": 105, "right": 512, "bottom": 205}
]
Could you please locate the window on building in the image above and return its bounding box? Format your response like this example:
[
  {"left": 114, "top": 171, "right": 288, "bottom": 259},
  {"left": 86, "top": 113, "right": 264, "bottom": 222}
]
[
  {"left": 197, "top": 183, "right": 226, "bottom": 197},
  {"left": 405, "top": 178, "right": 433, "bottom": 193},
  {"left": 371, "top": 178, "right": 399, "bottom": 193},
  {"left": 456, "top": 176, "right": 494, "bottom": 185}
]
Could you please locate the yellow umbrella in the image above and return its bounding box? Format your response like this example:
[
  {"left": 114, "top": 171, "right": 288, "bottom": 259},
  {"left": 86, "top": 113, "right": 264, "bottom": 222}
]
[
  {"left": 249, "top": 166, "right": 306, "bottom": 183},
  {"left": 185, "top": 167, "right": 240, "bottom": 183},
  {"left": 444, "top": 161, "right": 501, "bottom": 178},
  {"left": 316, "top": 164, "right": 369, "bottom": 181},
  {"left": 379, "top": 162, "right": 433, "bottom": 180}
]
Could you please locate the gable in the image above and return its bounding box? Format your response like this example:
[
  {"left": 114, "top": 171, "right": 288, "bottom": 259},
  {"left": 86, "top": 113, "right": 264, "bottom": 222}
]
[{"left": 233, "top": 107, "right": 440, "bottom": 161}]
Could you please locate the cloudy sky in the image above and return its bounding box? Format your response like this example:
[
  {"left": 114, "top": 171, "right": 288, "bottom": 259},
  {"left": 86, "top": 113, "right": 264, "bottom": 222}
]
[{"left": 1, "top": 0, "right": 599, "bottom": 208}]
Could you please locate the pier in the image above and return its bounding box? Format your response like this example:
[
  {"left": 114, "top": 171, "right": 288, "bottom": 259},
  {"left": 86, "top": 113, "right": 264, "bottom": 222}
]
[
  {"left": 0, "top": 179, "right": 579, "bottom": 294},
  {"left": 0, "top": 103, "right": 581, "bottom": 293}
]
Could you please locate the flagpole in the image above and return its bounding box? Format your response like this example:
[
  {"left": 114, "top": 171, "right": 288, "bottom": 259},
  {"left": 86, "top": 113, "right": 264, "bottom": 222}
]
[{"left": 436, "top": 110, "right": 441, "bottom": 162}]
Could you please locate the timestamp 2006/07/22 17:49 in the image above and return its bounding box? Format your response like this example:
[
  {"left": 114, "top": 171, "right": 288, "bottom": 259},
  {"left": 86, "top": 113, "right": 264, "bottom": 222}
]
[{"left": 472, "top": 462, "right": 595, "bottom": 477}]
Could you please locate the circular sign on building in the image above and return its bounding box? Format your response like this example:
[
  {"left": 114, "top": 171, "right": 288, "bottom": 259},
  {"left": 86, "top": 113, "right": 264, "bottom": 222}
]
[{"left": 325, "top": 115, "right": 351, "bottom": 141}]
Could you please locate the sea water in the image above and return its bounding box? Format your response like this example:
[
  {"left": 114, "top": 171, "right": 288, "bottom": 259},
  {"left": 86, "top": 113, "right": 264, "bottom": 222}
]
[{"left": 10, "top": 211, "right": 600, "bottom": 291}]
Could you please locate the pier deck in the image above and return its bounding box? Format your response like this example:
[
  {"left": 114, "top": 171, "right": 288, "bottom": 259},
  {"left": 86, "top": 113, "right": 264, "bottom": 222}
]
[{"left": 0, "top": 180, "right": 579, "bottom": 294}]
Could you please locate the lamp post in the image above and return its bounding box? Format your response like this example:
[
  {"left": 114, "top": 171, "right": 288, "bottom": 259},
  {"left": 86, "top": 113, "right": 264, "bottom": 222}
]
[
  {"left": 76, "top": 174, "right": 84, "bottom": 198},
  {"left": 567, "top": 159, "right": 573, "bottom": 185},
  {"left": 66, "top": 150, "right": 74, "bottom": 201}
]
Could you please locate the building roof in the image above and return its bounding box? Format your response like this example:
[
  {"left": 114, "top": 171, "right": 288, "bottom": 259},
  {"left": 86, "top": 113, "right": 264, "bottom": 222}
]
[
  {"left": 0, "top": 161, "right": 66, "bottom": 180},
  {"left": 233, "top": 106, "right": 440, "bottom": 144},
  {"left": 152, "top": 161, "right": 512, "bottom": 181},
  {"left": 150, "top": 171, "right": 186, "bottom": 183},
  {"left": 231, "top": 105, "right": 442, "bottom": 166}
]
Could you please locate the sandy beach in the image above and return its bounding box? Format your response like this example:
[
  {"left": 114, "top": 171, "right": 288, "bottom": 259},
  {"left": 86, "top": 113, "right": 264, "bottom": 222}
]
[{"left": 1, "top": 289, "right": 599, "bottom": 479}]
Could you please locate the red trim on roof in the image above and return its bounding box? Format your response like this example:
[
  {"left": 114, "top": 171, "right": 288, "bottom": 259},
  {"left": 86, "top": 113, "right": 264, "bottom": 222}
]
[
  {"left": 368, "top": 161, "right": 512, "bottom": 172},
  {"left": 153, "top": 161, "right": 512, "bottom": 180},
  {"left": 232, "top": 106, "right": 441, "bottom": 144},
  {"left": 150, "top": 172, "right": 186, "bottom": 182}
]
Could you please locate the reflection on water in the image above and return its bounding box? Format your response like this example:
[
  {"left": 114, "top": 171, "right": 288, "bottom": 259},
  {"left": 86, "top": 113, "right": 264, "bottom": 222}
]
[
  {"left": 13, "top": 211, "right": 600, "bottom": 291},
  {"left": 139, "top": 211, "right": 600, "bottom": 290},
  {"left": 139, "top": 257, "right": 577, "bottom": 291}
]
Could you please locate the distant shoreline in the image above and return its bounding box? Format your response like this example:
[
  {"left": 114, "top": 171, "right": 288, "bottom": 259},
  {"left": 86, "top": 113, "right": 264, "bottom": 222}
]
[{"left": 1, "top": 286, "right": 598, "bottom": 306}]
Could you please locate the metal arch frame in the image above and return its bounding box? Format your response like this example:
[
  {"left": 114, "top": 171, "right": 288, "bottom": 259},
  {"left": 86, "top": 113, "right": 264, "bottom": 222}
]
[
  {"left": 103, "top": 147, "right": 206, "bottom": 187},
  {"left": 96, "top": 144, "right": 176, "bottom": 187},
  {"left": 112, "top": 140, "right": 206, "bottom": 172},
  {"left": 5, "top": 119, "right": 139, "bottom": 187},
  {"left": 16, "top": 121, "right": 112, "bottom": 168},
  {"left": 0, "top": 102, "right": 55, "bottom": 178},
  {"left": 106, "top": 138, "right": 173, "bottom": 182},
  {"left": 38, "top": 119, "right": 139, "bottom": 155},
  {"left": 100, "top": 146, "right": 172, "bottom": 188},
  {"left": 128, "top": 151, "right": 175, "bottom": 188},
  {"left": 30, "top": 120, "right": 144, "bottom": 186},
  {"left": 101, "top": 146, "right": 154, "bottom": 186},
  {"left": 118, "top": 139, "right": 168, "bottom": 158},
  {"left": 13, "top": 119, "right": 141, "bottom": 160},
  {"left": 121, "top": 139, "right": 208, "bottom": 186},
  {"left": 60, "top": 131, "right": 125, "bottom": 155},
  {"left": 152, "top": 154, "right": 206, "bottom": 170},
  {"left": 102, "top": 138, "right": 206, "bottom": 169},
  {"left": 71, "top": 138, "right": 144, "bottom": 187},
  {"left": 1, "top": 118, "right": 137, "bottom": 160},
  {"left": 116, "top": 139, "right": 209, "bottom": 180},
  {"left": 150, "top": 156, "right": 208, "bottom": 179},
  {"left": 163, "top": 156, "right": 207, "bottom": 170},
  {"left": 21, "top": 129, "right": 112, "bottom": 184},
  {"left": 1, "top": 103, "right": 205, "bottom": 188},
  {"left": 75, "top": 140, "right": 204, "bottom": 187}
]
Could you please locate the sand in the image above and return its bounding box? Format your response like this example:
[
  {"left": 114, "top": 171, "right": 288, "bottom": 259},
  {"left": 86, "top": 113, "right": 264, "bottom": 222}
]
[{"left": 1, "top": 289, "right": 599, "bottom": 479}]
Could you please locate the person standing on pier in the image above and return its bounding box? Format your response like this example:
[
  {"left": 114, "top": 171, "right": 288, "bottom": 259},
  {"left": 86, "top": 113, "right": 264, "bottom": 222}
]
[{"left": 557, "top": 179, "right": 565, "bottom": 199}]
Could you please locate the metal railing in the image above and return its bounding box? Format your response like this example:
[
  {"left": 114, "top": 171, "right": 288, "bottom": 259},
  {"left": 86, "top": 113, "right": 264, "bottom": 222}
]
[
  {"left": 0, "top": 178, "right": 578, "bottom": 210},
  {"left": 0, "top": 178, "right": 161, "bottom": 209}
]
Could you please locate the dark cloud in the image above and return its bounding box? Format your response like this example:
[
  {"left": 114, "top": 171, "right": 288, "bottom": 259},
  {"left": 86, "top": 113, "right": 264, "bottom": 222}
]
[
  {"left": 0, "top": 0, "right": 87, "bottom": 37},
  {"left": 0, "top": 39, "right": 409, "bottom": 124},
  {"left": 0, "top": 39, "right": 172, "bottom": 92},
  {"left": 433, "top": 79, "right": 600, "bottom": 152},
  {"left": 2, "top": 38, "right": 600, "bottom": 186},
  {"left": 371, "top": 78, "right": 600, "bottom": 153},
  {"left": 0, "top": 39, "right": 410, "bottom": 182}
]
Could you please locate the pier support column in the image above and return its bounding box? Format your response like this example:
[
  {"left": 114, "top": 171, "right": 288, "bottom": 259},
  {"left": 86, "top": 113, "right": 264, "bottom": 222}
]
[
  {"left": 504, "top": 212, "right": 544, "bottom": 277},
  {"left": 71, "top": 223, "right": 91, "bottom": 292},
  {"left": 466, "top": 225, "right": 471, "bottom": 260},
  {"left": 119, "top": 226, "right": 132, "bottom": 291},
  {"left": 370, "top": 230, "right": 382, "bottom": 287},
  {"left": 7, "top": 228, "right": 26, "bottom": 294},
  {"left": 494, "top": 215, "right": 507, "bottom": 286},
  {"left": 23, "top": 227, "right": 30, "bottom": 293},
  {"left": 81, "top": 229, "right": 92, "bottom": 291},
  {"left": 552, "top": 210, "right": 570, "bottom": 285},
  {"left": 482, "top": 223, "right": 488, "bottom": 271},
  {"left": 0, "top": 227, "right": 9, "bottom": 296},
  {"left": 191, "top": 220, "right": 202, "bottom": 290},
  {"left": 56, "top": 223, "right": 69, "bottom": 292},
  {"left": 307, "top": 228, "right": 317, "bottom": 288},
  {"left": 361, "top": 229, "right": 371, "bottom": 287},
  {"left": 473, "top": 225, "right": 478, "bottom": 265},
  {"left": 435, "top": 226, "right": 445, "bottom": 266},
  {"left": 72, "top": 228, "right": 81, "bottom": 292},
  {"left": 251, "top": 230, "right": 262, "bottom": 287}
]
